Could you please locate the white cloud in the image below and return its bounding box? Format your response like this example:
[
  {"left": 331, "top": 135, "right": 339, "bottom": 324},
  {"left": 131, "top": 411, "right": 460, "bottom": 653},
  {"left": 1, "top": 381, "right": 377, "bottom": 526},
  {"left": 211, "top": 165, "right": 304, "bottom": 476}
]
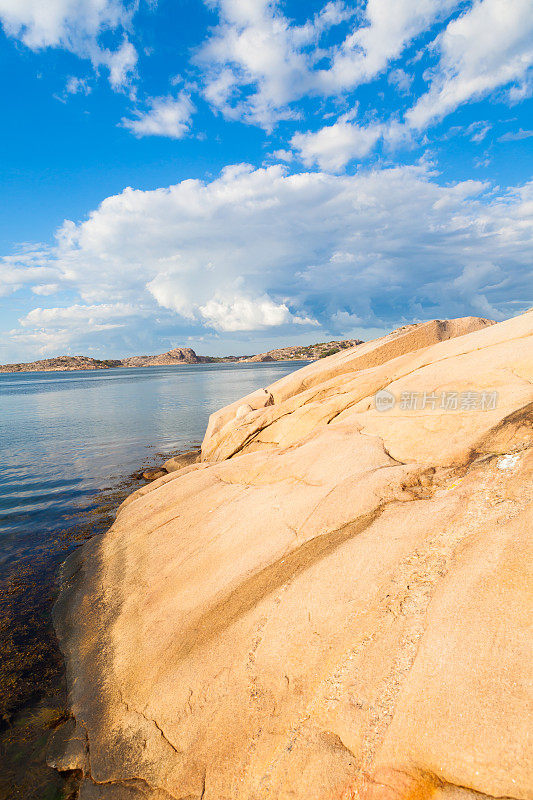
[
  {"left": 196, "top": 0, "right": 318, "bottom": 128},
  {"left": 31, "top": 283, "right": 61, "bottom": 296},
  {"left": 197, "top": 295, "right": 316, "bottom": 332},
  {"left": 147, "top": 276, "right": 310, "bottom": 332},
  {"left": 388, "top": 67, "right": 413, "bottom": 94},
  {"left": 319, "top": 0, "right": 460, "bottom": 94},
  {"left": 65, "top": 75, "right": 92, "bottom": 95},
  {"left": 3, "top": 164, "right": 532, "bottom": 359},
  {"left": 498, "top": 128, "right": 533, "bottom": 141},
  {"left": 407, "top": 0, "right": 533, "bottom": 129},
  {"left": 197, "top": 0, "right": 533, "bottom": 153},
  {"left": 329, "top": 309, "right": 363, "bottom": 330},
  {"left": 291, "top": 117, "right": 383, "bottom": 171},
  {"left": 290, "top": 0, "right": 533, "bottom": 171},
  {"left": 465, "top": 121, "right": 492, "bottom": 143},
  {"left": 19, "top": 302, "right": 138, "bottom": 327},
  {"left": 474, "top": 155, "right": 492, "bottom": 169},
  {"left": 291, "top": 116, "right": 411, "bottom": 171},
  {"left": 270, "top": 149, "right": 294, "bottom": 163},
  {"left": 197, "top": 0, "right": 461, "bottom": 126},
  {"left": 314, "top": 1, "right": 353, "bottom": 33},
  {"left": 507, "top": 72, "right": 533, "bottom": 103},
  {"left": 122, "top": 92, "right": 195, "bottom": 139},
  {"left": 8, "top": 303, "right": 141, "bottom": 357},
  {"left": 330, "top": 251, "right": 356, "bottom": 264},
  {"left": 0, "top": 0, "right": 137, "bottom": 88},
  {"left": 105, "top": 38, "right": 137, "bottom": 90},
  {"left": 0, "top": 245, "right": 62, "bottom": 297},
  {"left": 4, "top": 327, "right": 87, "bottom": 358}
]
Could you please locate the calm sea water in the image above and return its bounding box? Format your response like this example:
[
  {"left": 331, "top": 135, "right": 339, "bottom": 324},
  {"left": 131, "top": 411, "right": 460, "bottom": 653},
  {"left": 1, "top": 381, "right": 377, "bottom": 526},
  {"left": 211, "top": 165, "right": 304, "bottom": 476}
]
[
  {"left": 0, "top": 361, "right": 305, "bottom": 567},
  {"left": 0, "top": 361, "right": 306, "bottom": 795}
]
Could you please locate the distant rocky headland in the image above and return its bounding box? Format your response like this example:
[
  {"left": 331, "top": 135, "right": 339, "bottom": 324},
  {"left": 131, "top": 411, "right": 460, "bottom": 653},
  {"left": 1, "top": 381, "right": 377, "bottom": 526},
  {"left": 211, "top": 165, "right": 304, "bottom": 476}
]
[{"left": 0, "top": 339, "right": 363, "bottom": 373}]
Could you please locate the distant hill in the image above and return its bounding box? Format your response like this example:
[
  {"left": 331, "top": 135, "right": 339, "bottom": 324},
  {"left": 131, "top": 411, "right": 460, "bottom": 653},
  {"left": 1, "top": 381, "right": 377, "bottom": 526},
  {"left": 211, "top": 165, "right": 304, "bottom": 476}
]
[
  {"left": 257, "top": 338, "right": 364, "bottom": 360},
  {"left": 0, "top": 339, "right": 363, "bottom": 373},
  {"left": 120, "top": 347, "right": 200, "bottom": 367},
  {"left": 0, "top": 355, "right": 123, "bottom": 373},
  {"left": 209, "top": 338, "right": 364, "bottom": 363}
]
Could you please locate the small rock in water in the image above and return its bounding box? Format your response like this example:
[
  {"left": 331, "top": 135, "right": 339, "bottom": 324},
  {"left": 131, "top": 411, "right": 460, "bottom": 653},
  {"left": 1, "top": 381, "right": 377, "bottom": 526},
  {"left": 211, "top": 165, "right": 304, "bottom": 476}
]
[
  {"left": 163, "top": 449, "right": 201, "bottom": 473},
  {"left": 142, "top": 468, "right": 167, "bottom": 481}
]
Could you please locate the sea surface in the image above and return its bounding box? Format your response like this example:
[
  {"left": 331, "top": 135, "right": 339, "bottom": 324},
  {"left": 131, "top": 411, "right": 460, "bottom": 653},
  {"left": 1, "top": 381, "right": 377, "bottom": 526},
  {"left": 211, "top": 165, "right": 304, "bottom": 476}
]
[
  {"left": 0, "top": 361, "right": 305, "bottom": 565},
  {"left": 0, "top": 361, "right": 305, "bottom": 799}
]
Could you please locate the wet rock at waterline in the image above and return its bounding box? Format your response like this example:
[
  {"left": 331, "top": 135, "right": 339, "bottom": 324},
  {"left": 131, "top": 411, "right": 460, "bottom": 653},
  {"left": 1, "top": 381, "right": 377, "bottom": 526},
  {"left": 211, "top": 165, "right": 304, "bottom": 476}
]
[
  {"left": 141, "top": 468, "right": 167, "bottom": 481},
  {"left": 163, "top": 449, "right": 201, "bottom": 473}
]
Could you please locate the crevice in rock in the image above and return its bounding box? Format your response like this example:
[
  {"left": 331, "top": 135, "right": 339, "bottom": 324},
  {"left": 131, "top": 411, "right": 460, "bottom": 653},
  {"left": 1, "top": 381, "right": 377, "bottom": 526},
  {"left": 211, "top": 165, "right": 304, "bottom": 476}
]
[{"left": 119, "top": 690, "right": 182, "bottom": 757}]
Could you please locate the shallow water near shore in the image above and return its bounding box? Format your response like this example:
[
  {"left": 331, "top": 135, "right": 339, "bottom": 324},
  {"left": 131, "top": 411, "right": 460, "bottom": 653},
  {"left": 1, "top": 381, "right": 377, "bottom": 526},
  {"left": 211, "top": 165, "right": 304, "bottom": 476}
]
[{"left": 0, "top": 361, "right": 306, "bottom": 798}]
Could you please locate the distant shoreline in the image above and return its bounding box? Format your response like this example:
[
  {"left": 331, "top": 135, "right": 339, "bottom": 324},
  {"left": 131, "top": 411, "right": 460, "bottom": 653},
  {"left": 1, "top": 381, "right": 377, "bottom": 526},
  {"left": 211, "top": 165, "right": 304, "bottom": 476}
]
[
  {"left": 0, "top": 338, "right": 363, "bottom": 374},
  {"left": 0, "top": 359, "right": 312, "bottom": 375}
]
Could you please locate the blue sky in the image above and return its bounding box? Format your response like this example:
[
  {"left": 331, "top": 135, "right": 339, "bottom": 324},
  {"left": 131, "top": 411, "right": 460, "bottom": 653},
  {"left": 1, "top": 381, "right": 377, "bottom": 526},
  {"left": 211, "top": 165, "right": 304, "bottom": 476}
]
[{"left": 0, "top": 0, "right": 532, "bottom": 361}]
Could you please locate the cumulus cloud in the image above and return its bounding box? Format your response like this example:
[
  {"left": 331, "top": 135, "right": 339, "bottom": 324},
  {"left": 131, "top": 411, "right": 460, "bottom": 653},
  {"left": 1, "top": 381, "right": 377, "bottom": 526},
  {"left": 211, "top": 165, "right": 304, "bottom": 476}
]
[
  {"left": 406, "top": 0, "right": 533, "bottom": 129},
  {"left": 122, "top": 92, "right": 195, "bottom": 139},
  {"left": 105, "top": 38, "right": 137, "bottom": 90},
  {"left": 147, "top": 275, "right": 313, "bottom": 331},
  {"left": 291, "top": 116, "right": 411, "bottom": 171},
  {"left": 234, "top": 0, "right": 532, "bottom": 168},
  {"left": 318, "top": 0, "right": 460, "bottom": 94},
  {"left": 3, "top": 164, "right": 532, "bottom": 359},
  {"left": 270, "top": 149, "right": 295, "bottom": 163},
  {"left": 291, "top": 117, "right": 384, "bottom": 172},
  {"left": 289, "top": 0, "right": 533, "bottom": 170},
  {"left": 0, "top": 0, "right": 137, "bottom": 88},
  {"left": 196, "top": 0, "right": 320, "bottom": 128},
  {"left": 197, "top": 295, "right": 317, "bottom": 332},
  {"left": 196, "top": 0, "right": 460, "bottom": 126}
]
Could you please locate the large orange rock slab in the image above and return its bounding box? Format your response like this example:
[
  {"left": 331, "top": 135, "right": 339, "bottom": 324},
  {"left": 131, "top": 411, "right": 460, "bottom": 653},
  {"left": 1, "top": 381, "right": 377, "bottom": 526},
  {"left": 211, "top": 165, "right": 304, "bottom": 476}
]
[
  {"left": 52, "top": 311, "right": 533, "bottom": 800},
  {"left": 201, "top": 317, "right": 495, "bottom": 462},
  {"left": 371, "top": 500, "right": 533, "bottom": 800}
]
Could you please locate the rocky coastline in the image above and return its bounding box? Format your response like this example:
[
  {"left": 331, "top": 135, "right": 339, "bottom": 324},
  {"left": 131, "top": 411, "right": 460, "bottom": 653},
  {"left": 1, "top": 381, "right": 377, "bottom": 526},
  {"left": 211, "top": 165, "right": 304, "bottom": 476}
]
[
  {"left": 49, "top": 312, "right": 532, "bottom": 800},
  {"left": 0, "top": 340, "right": 362, "bottom": 374},
  {"left": 0, "top": 447, "right": 205, "bottom": 800}
]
